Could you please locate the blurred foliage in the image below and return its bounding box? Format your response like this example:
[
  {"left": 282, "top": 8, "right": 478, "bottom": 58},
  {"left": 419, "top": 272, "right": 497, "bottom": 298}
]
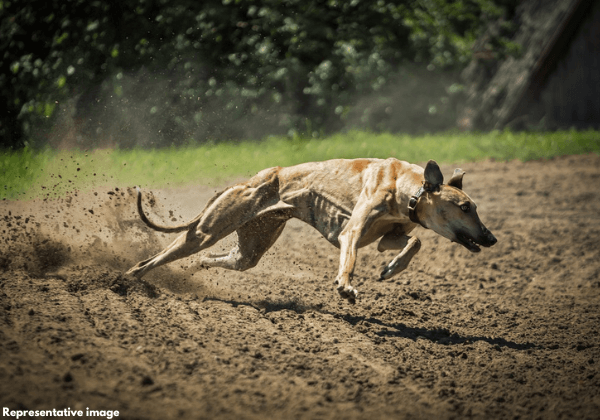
[{"left": 0, "top": 0, "right": 519, "bottom": 149}]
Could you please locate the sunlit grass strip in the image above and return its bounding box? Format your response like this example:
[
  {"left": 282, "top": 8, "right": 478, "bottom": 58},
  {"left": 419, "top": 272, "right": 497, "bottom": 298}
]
[{"left": 1, "top": 129, "right": 599, "bottom": 200}]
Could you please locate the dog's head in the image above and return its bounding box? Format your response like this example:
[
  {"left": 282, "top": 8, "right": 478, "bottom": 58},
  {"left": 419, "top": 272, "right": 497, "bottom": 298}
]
[{"left": 417, "top": 160, "right": 497, "bottom": 252}]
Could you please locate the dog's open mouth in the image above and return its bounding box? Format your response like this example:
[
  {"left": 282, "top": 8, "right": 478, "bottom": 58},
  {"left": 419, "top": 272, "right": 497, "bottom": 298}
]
[{"left": 455, "top": 232, "right": 482, "bottom": 253}]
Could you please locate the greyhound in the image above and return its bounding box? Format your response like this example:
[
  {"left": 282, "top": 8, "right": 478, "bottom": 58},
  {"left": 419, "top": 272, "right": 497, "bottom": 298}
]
[{"left": 126, "top": 159, "right": 497, "bottom": 303}]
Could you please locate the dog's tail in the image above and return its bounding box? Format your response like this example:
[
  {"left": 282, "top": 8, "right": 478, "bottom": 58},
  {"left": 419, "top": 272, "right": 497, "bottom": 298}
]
[{"left": 135, "top": 186, "right": 196, "bottom": 233}]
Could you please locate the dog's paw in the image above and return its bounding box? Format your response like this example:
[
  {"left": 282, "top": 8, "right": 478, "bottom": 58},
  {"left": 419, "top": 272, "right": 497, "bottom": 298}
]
[
  {"left": 336, "top": 284, "right": 358, "bottom": 304},
  {"left": 378, "top": 265, "right": 393, "bottom": 281},
  {"left": 125, "top": 266, "right": 142, "bottom": 279}
]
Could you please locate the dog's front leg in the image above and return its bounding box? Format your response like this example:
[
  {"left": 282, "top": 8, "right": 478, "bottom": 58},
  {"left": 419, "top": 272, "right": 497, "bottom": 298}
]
[
  {"left": 335, "top": 227, "right": 361, "bottom": 303},
  {"left": 335, "top": 196, "right": 388, "bottom": 303},
  {"left": 377, "top": 236, "right": 421, "bottom": 281}
]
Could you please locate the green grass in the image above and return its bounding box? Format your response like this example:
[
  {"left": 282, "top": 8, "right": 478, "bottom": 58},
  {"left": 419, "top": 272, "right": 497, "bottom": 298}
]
[{"left": 2, "top": 129, "right": 599, "bottom": 200}]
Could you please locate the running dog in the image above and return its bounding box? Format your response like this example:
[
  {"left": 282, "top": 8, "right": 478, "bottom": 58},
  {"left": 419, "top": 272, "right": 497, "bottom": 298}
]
[{"left": 126, "top": 159, "right": 497, "bottom": 302}]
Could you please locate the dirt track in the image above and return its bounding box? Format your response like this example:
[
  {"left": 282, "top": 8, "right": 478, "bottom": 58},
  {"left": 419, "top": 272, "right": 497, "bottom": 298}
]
[{"left": 1, "top": 155, "right": 599, "bottom": 420}]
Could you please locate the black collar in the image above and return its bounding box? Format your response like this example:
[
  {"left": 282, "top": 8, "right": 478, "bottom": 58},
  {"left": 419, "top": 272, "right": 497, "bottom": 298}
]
[{"left": 407, "top": 183, "right": 439, "bottom": 228}]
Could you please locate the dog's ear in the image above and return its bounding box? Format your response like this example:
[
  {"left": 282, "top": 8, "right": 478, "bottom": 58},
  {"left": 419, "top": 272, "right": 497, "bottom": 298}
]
[
  {"left": 448, "top": 168, "right": 465, "bottom": 190},
  {"left": 424, "top": 160, "right": 443, "bottom": 189}
]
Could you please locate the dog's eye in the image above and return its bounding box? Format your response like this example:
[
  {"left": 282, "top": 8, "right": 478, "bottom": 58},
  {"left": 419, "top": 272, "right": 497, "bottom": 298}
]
[{"left": 460, "top": 203, "right": 470, "bottom": 212}]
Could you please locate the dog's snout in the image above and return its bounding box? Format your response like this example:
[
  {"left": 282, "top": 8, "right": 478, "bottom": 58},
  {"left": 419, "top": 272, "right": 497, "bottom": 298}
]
[{"left": 481, "top": 225, "right": 497, "bottom": 246}]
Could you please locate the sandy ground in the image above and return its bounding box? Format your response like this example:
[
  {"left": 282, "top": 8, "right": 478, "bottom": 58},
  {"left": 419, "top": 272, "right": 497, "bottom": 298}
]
[{"left": 1, "top": 155, "right": 599, "bottom": 420}]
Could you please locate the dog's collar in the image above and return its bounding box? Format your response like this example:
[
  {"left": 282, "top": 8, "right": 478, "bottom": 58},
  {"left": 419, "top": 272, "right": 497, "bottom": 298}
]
[{"left": 408, "top": 183, "right": 439, "bottom": 228}]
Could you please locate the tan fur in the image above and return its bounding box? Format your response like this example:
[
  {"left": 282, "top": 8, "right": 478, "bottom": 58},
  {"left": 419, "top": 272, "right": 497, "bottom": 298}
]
[{"left": 126, "top": 158, "right": 497, "bottom": 303}]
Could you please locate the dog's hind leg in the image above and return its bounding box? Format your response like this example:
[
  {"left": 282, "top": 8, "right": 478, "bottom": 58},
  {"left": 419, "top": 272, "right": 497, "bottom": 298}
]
[
  {"left": 127, "top": 166, "right": 286, "bottom": 278},
  {"left": 126, "top": 226, "right": 222, "bottom": 279},
  {"left": 197, "top": 213, "right": 288, "bottom": 271},
  {"left": 377, "top": 235, "right": 421, "bottom": 281}
]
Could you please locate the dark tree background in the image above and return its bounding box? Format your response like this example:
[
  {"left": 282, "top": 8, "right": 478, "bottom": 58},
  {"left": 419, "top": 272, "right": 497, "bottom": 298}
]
[{"left": 0, "top": 0, "right": 519, "bottom": 149}]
